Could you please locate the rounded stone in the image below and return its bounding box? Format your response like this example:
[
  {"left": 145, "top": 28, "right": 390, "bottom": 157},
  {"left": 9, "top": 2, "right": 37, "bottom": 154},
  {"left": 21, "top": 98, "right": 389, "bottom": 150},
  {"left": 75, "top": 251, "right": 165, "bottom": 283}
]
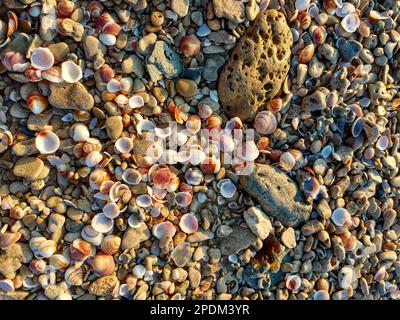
[{"left": 176, "top": 79, "right": 197, "bottom": 97}]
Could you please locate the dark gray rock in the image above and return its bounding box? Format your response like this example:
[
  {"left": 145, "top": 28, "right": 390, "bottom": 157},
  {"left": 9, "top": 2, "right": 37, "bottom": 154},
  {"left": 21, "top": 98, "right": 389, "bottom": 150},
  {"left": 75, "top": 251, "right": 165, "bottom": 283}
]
[{"left": 220, "top": 225, "right": 257, "bottom": 255}]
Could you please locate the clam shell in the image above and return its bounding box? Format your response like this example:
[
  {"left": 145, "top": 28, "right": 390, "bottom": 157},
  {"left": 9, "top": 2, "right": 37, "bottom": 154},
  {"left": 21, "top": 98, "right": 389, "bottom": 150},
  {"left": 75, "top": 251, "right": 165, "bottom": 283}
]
[
  {"left": 286, "top": 274, "right": 301, "bottom": 291},
  {"left": 42, "top": 66, "right": 63, "bottom": 83},
  {"left": 351, "top": 117, "right": 363, "bottom": 137},
  {"left": 128, "top": 95, "right": 145, "bottom": 109},
  {"left": 341, "top": 13, "right": 360, "bottom": 33},
  {"left": 136, "top": 120, "right": 155, "bottom": 134},
  {"left": 70, "top": 123, "right": 90, "bottom": 142},
  {"left": 218, "top": 179, "right": 237, "bottom": 198},
  {"left": 31, "top": 47, "right": 54, "bottom": 71},
  {"left": 254, "top": 111, "right": 277, "bottom": 135},
  {"left": 109, "top": 181, "right": 130, "bottom": 202},
  {"left": 101, "top": 235, "right": 121, "bottom": 255},
  {"left": 27, "top": 92, "right": 48, "bottom": 114},
  {"left": 81, "top": 225, "right": 104, "bottom": 246},
  {"left": 70, "top": 239, "right": 92, "bottom": 262},
  {"left": 151, "top": 166, "right": 175, "bottom": 189},
  {"left": 35, "top": 130, "right": 60, "bottom": 154},
  {"left": 89, "top": 168, "right": 110, "bottom": 190},
  {"left": 89, "top": 252, "right": 115, "bottom": 277},
  {"left": 236, "top": 141, "right": 259, "bottom": 162},
  {"left": 179, "top": 213, "right": 198, "bottom": 234},
  {"left": 185, "top": 167, "right": 203, "bottom": 185},
  {"left": 29, "top": 236, "right": 47, "bottom": 252},
  {"left": 136, "top": 194, "right": 152, "bottom": 208},
  {"left": 91, "top": 213, "right": 114, "bottom": 233},
  {"left": 115, "top": 137, "right": 133, "bottom": 153},
  {"left": 313, "top": 290, "right": 330, "bottom": 300},
  {"left": 1, "top": 51, "right": 29, "bottom": 72},
  {"left": 48, "top": 254, "right": 70, "bottom": 270},
  {"left": 106, "top": 79, "right": 121, "bottom": 93},
  {"left": 332, "top": 208, "right": 351, "bottom": 226},
  {"left": 0, "top": 279, "right": 14, "bottom": 293},
  {"left": 279, "top": 151, "right": 296, "bottom": 171},
  {"left": 303, "top": 176, "right": 320, "bottom": 199},
  {"left": 152, "top": 221, "right": 176, "bottom": 240},
  {"left": 122, "top": 168, "right": 141, "bottom": 185},
  {"left": 64, "top": 266, "right": 85, "bottom": 286},
  {"left": 0, "top": 231, "right": 21, "bottom": 250},
  {"left": 61, "top": 60, "right": 83, "bottom": 83},
  {"left": 376, "top": 136, "right": 389, "bottom": 151},
  {"left": 37, "top": 240, "right": 57, "bottom": 258},
  {"left": 85, "top": 151, "right": 103, "bottom": 167},
  {"left": 175, "top": 191, "right": 193, "bottom": 207},
  {"left": 103, "top": 202, "right": 120, "bottom": 219},
  {"left": 99, "top": 33, "right": 116, "bottom": 46},
  {"left": 186, "top": 115, "right": 201, "bottom": 134}
]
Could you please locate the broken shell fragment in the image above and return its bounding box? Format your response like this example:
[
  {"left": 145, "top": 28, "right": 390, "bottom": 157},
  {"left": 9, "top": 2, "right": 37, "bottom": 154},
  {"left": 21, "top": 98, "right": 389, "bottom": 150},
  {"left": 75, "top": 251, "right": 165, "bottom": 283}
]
[{"left": 27, "top": 92, "right": 48, "bottom": 115}]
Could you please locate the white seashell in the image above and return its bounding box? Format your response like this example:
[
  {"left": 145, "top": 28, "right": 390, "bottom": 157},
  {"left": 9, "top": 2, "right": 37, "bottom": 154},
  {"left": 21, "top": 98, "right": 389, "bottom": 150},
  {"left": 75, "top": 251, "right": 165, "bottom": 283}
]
[
  {"left": 61, "top": 60, "right": 83, "bottom": 83},
  {"left": 218, "top": 179, "right": 237, "bottom": 198},
  {"left": 341, "top": 13, "right": 360, "bottom": 33},
  {"left": 295, "top": 0, "right": 310, "bottom": 12},
  {"left": 336, "top": 3, "right": 355, "bottom": 17},
  {"left": 29, "top": 236, "right": 47, "bottom": 252},
  {"left": 286, "top": 274, "right": 301, "bottom": 291},
  {"left": 132, "top": 265, "right": 146, "bottom": 278},
  {"left": 374, "top": 266, "right": 386, "bottom": 282},
  {"left": 37, "top": 239, "right": 57, "bottom": 258},
  {"left": 279, "top": 151, "right": 296, "bottom": 171},
  {"left": 107, "top": 79, "right": 121, "bottom": 93},
  {"left": 189, "top": 148, "right": 206, "bottom": 166},
  {"left": 159, "top": 150, "right": 178, "bottom": 165},
  {"left": 122, "top": 168, "right": 141, "bottom": 185},
  {"left": 128, "top": 95, "right": 145, "bottom": 109},
  {"left": 152, "top": 221, "right": 176, "bottom": 239},
  {"left": 185, "top": 168, "right": 203, "bottom": 185},
  {"left": 120, "top": 77, "right": 133, "bottom": 93},
  {"left": 332, "top": 208, "right": 351, "bottom": 226},
  {"left": 91, "top": 213, "right": 114, "bottom": 233},
  {"left": 99, "top": 33, "right": 117, "bottom": 46},
  {"left": 48, "top": 254, "right": 70, "bottom": 270},
  {"left": 103, "top": 202, "right": 120, "bottom": 219},
  {"left": 81, "top": 225, "right": 104, "bottom": 246},
  {"left": 56, "top": 293, "right": 73, "bottom": 300},
  {"left": 136, "top": 120, "right": 155, "bottom": 134},
  {"left": 64, "top": 266, "right": 85, "bottom": 286},
  {"left": 236, "top": 141, "right": 259, "bottom": 161},
  {"left": 70, "top": 123, "right": 90, "bottom": 142},
  {"left": 31, "top": 47, "right": 55, "bottom": 70},
  {"left": 155, "top": 127, "right": 172, "bottom": 139},
  {"left": 109, "top": 182, "right": 130, "bottom": 202},
  {"left": 0, "top": 279, "right": 14, "bottom": 292},
  {"left": 127, "top": 215, "right": 143, "bottom": 228},
  {"left": 114, "top": 94, "right": 129, "bottom": 107},
  {"left": 35, "top": 130, "right": 60, "bottom": 154},
  {"left": 22, "top": 277, "right": 40, "bottom": 290},
  {"left": 136, "top": 194, "right": 152, "bottom": 208},
  {"left": 219, "top": 134, "right": 235, "bottom": 153},
  {"left": 85, "top": 151, "right": 103, "bottom": 167},
  {"left": 179, "top": 213, "right": 198, "bottom": 234},
  {"left": 339, "top": 265, "right": 354, "bottom": 289},
  {"left": 313, "top": 290, "right": 330, "bottom": 300},
  {"left": 115, "top": 137, "right": 133, "bottom": 153}
]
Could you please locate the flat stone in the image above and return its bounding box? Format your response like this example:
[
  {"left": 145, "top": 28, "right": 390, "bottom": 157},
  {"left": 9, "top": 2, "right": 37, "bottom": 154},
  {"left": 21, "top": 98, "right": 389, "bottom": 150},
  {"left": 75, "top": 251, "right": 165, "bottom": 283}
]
[
  {"left": 27, "top": 112, "right": 52, "bottom": 131},
  {"left": 0, "top": 33, "right": 32, "bottom": 56},
  {"left": 13, "top": 157, "right": 44, "bottom": 180},
  {"left": 105, "top": 116, "right": 123, "bottom": 140},
  {"left": 48, "top": 42, "right": 70, "bottom": 62},
  {"left": 171, "top": 0, "right": 189, "bottom": 17},
  {"left": 49, "top": 82, "right": 94, "bottom": 111},
  {"left": 121, "top": 54, "right": 144, "bottom": 78},
  {"left": 83, "top": 36, "right": 106, "bottom": 60},
  {"left": 171, "top": 242, "right": 193, "bottom": 267},
  {"left": 281, "top": 227, "right": 296, "bottom": 248},
  {"left": 121, "top": 225, "right": 151, "bottom": 250},
  {"left": 218, "top": 9, "right": 292, "bottom": 120},
  {"left": 244, "top": 206, "right": 273, "bottom": 240},
  {"left": 176, "top": 79, "right": 197, "bottom": 97},
  {"left": 240, "top": 164, "right": 312, "bottom": 227},
  {"left": 146, "top": 41, "right": 183, "bottom": 82},
  {"left": 88, "top": 275, "right": 119, "bottom": 297},
  {"left": 213, "top": 0, "right": 245, "bottom": 24},
  {"left": 12, "top": 139, "right": 39, "bottom": 156},
  {"left": 301, "top": 220, "right": 324, "bottom": 236},
  {"left": 220, "top": 226, "right": 257, "bottom": 255},
  {"left": 137, "top": 33, "right": 157, "bottom": 56}
]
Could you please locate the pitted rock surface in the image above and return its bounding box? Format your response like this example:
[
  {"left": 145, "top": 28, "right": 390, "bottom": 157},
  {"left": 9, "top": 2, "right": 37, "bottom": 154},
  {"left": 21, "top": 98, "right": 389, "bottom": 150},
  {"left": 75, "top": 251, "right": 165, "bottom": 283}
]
[{"left": 218, "top": 9, "right": 292, "bottom": 120}]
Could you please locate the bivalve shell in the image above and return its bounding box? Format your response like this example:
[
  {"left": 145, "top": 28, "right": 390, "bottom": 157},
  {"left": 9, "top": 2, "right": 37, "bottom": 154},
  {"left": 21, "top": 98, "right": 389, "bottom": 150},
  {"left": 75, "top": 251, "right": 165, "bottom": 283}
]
[
  {"left": 64, "top": 266, "right": 85, "bottom": 286},
  {"left": 89, "top": 252, "right": 115, "bottom": 276},
  {"left": 31, "top": 47, "right": 55, "bottom": 71},
  {"left": 101, "top": 235, "right": 121, "bottom": 255},
  {"left": 35, "top": 130, "right": 60, "bottom": 154},
  {"left": 61, "top": 60, "right": 83, "bottom": 83}
]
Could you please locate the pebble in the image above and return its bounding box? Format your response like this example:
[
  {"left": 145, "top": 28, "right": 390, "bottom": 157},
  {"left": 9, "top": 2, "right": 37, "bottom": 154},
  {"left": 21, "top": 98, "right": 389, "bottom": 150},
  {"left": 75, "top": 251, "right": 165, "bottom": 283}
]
[
  {"left": 220, "top": 226, "right": 257, "bottom": 255},
  {"left": 301, "top": 220, "right": 324, "bottom": 236},
  {"left": 83, "top": 36, "right": 106, "bottom": 60},
  {"left": 171, "top": 242, "right": 192, "bottom": 267},
  {"left": 121, "top": 55, "right": 144, "bottom": 78},
  {"left": 105, "top": 116, "right": 123, "bottom": 140},
  {"left": 243, "top": 206, "right": 273, "bottom": 240},
  {"left": 171, "top": 0, "right": 189, "bottom": 18},
  {"left": 13, "top": 157, "right": 44, "bottom": 180},
  {"left": 121, "top": 225, "right": 151, "bottom": 250},
  {"left": 281, "top": 227, "right": 296, "bottom": 249},
  {"left": 339, "top": 40, "right": 362, "bottom": 62},
  {"left": 137, "top": 33, "right": 157, "bottom": 56},
  {"left": 176, "top": 79, "right": 197, "bottom": 97},
  {"left": 212, "top": 0, "right": 245, "bottom": 24},
  {"left": 48, "top": 42, "right": 70, "bottom": 62},
  {"left": 49, "top": 82, "right": 94, "bottom": 111},
  {"left": 88, "top": 275, "right": 119, "bottom": 297}
]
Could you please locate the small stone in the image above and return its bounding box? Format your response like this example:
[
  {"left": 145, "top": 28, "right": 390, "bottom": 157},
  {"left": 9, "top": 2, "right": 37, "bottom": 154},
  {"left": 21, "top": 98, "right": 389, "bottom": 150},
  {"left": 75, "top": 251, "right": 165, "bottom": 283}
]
[
  {"left": 186, "top": 230, "right": 214, "bottom": 242},
  {"left": 13, "top": 157, "right": 44, "bottom": 180},
  {"left": 121, "top": 55, "right": 144, "bottom": 78},
  {"left": 302, "top": 87, "right": 329, "bottom": 112},
  {"left": 208, "top": 30, "right": 236, "bottom": 45},
  {"left": 27, "top": 112, "right": 53, "bottom": 131},
  {"left": 83, "top": 35, "right": 106, "bottom": 60},
  {"left": 49, "top": 82, "right": 94, "bottom": 111},
  {"left": 213, "top": 0, "right": 245, "bottom": 24},
  {"left": 44, "top": 283, "right": 66, "bottom": 300},
  {"left": 151, "top": 11, "right": 165, "bottom": 26},
  {"left": 281, "top": 227, "right": 296, "bottom": 248},
  {"left": 48, "top": 42, "right": 70, "bottom": 62},
  {"left": 246, "top": 0, "right": 259, "bottom": 21},
  {"left": 171, "top": 0, "right": 189, "bottom": 18},
  {"left": 220, "top": 226, "right": 257, "bottom": 255},
  {"left": 339, "top": 40, "right": 362, "bottom": 62},
  {"left": 203, "top": 55, "right": 225, "bottom": 82},
  {"left": 88, "top": 275, "right": 119, "bottom": 297},
  {"left": 105, "top": 116, "right": 123, "bottom": 140},
  {"left": 240, "top": 164, "right": 312, "bottom": 227},
  {"left": 121, "top": 225, "right": 151, "bottom": 250},
  {"left": 243, "top": 206, "right": 273, "bottom": 240},
  {"left": 188, "top": 267, "right": 201, "bottom": 289},
  {"left": 176, "top": 79, "right": 197, "bottom": 97},
  {"left": 12, "top": 139, "right": 39, "bottom": 157},
  {"left": 301, "top": 220, "right": 324, "bottom": 236},
  {"left": 137, "top": 33, "right": 157, "bottom": 56},
  {"left": 56, "top": 18, "right": 85, "bottom": 42},
  {"left": 171, "top": 242, "right": 193, "bottom": 267}
]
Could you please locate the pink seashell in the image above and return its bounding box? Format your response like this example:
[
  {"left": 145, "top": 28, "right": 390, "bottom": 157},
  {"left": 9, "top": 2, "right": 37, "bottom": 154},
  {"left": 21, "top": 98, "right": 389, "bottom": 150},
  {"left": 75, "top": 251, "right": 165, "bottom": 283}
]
[
  {"left": 341, "top": 13, "right": 360, "bottom": 33},
  {"left": 312, "top": 26, "right": 327, "bottom": 45},
  {"left": 99, "top": 64, "right": 115, "bottom": 83},
  {"left": 30, "top": 47, "right": 55, "bottom": 71},
  {"left": 87, "top": 1, "right": 104, "bottom": 18},
  {"left": 24, "top": 67, "right": 43, "bottom": 82},
  {"left": 175, "top": 191, "right": 193, "bottom": 207},
  {"left": 152, "top": 221, "right": 176, "bottom": 239},
  {"left": 286, "top": 274, "right": 301, "bottom": 291},
  {"left": 70, "top": 239, "right": 92, "bottom": 262},
  {"left": 179, "top": 213, "right": 198, "bottom": 234},
  {"left": 1, "top": 52, "right": 30, "bottom": 72},
  {"left": 254, "top": 111, "right": 277, "bottom": 135},
  {"left": 200, "top": 156, "right": 221, "bottom": 174},
  {"left": 29, "top": 259, "right": 47, "bottom": 275},
  {"left": 57, "top": 0, "right": 75, "bottom": 18},
  {"left": 27, "top": 92, "right": 48, "bottom": 114},
  {"left": 42, "top": 66, "right": 63, "bottom": 83},
  {"left": 151, "top": 166, "right": 175, "bottom": 189},
  {"left": 6, "top": 11, "right": 18, "bottom": 38},
  {"left": 198, "top": 103, "right": 213, "bottom": 119},
  {"left": 102, "top": 22, "right": 122, "bottom": 36},
  {"left": 298, "top": 11, "right": 311, "bottom": 30},
  {"left": 179, "top": 35, "right": 201, "bottom": 57}
]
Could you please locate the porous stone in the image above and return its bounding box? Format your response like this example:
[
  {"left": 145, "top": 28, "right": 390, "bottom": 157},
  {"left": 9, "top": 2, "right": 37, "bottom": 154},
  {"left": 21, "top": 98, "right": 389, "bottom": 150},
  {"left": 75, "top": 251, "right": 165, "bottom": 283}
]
[
  {"left": 240, "top": 164, "right": 312, "bottom": 227},
  {"left": 49, "top": 82, "right": 94, "bottom": 111},
  {"left": 88, "top": 275, "right": 119, "bottom": 297},
  {"left": 171, "top": 0, "right": 189, "bottom": 17},
  {"left": 218, "top": 9, "right": 292, "bottom": 120}
]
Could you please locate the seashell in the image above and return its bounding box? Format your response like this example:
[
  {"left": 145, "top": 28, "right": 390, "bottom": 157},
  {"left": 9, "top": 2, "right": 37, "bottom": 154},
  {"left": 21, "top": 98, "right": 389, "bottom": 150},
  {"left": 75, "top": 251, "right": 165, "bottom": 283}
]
[
  {"left": 29, "top": 236, "right": 47, "bottom": 252},
  {"left": 312, "top": 26, "right": 327, "bottom": 45},
  {"left": 303, "top": 176, "right": 320, "bottom": 199},
  {"left": 89, "top": 252, "right": 115, "bottom": 276},
  {"left": 89, "top": 168, "right": 110, "bottom": 190},
  {"left": 64, "top": 266, "right": 85, "bottom": 286},
  {"left": 186, "top": 115, "right": 201, "bottom": 134},
  {"left": 336, "top": 3, "right": 355, "bottom": 17},
  {"left": 153, "top": 221, "right": 176, "bottom": 240},
  {"left": 101, "top": 235, "right": 121, "bottom": 255},
  {"left": 122, "top": 168, "right": 141, "bottom": 185},
  {"left": 57, "top": 0, "right": 75, "bottom": 18},
  {"left": 179, "top": 213, "right": 198, "bottom": 234},
  {"left": 6, "top": 11, "right": 18, "bottom": 38},
  {"left": 331, "top": 208, "right": 351, "bottom": 226},
  {"left": 57, "top": 293, "right": 73, "bottom": 300},
  {"left": 61, "top": 60, "right": 83, "bottom": 83},
  {"left": 96, "top": 12, "right": 114, "bottom": 30},
  {"left": 279, "top": 151, "right": 296, "bottom": 171},
  {"left": 298, "top": 44, "right": 314, "bottom": 64},
  {"left": 136, "top": 120, "right": 155, "bottom": 134},
  {"left": 106, "top": 79, "right": 121, "bottom": 93},
  {"left": 267, "top": 98, "right": 283, "bottom": 113},
  {"left": 120, "top": 77, "right": 133, "bottom": 94},
  {"left": 37, "top": 240, "right": 57, "bottom": 258},
  {"left": 0, "top": 279, "right": 14, "bottom": 293},
  {"left": 99, "top": 64, "right": 115, "bottom": 83},
  {"left": 132, "top": 265, "right": 146, "bottom": 279},
  {"left": 48, "top": 254, "right": 69, "bottom": 270},
  {"left": 257, "top": 136, "right": 270, "bottom": 150},
  {"left": 236, "top": 141, "right": 259, "bottom": 162},
  {"left": 166, "top": 177, "right": 180, "bottom": 193},
  {"left": 179, "top": 35, "right": 201, "bottom": 57},
  {"left": 340, "top": 233, "right": 357, "bottom": 252},
  {"left": 323, "top": 0, "right": 336, "bottom": 15},
  {"left": 1, "top": 52, "right": 30, "bottom": 72},
  {"left": 70, "top": 123, "right": 90, "bottom": 142},
  {"left": 35, "top": 130, "right": 60, "bottom": 154},
  {"left": 99, "top": 33, "right": 117, "bottom": 46},
  {"left": 151, "top": 166, "right": 175, "bottom": 189},
  {"left": 341, "top": 13, "right": 360, "bottom": 33},
  {"left": 376, "top": 136, "right": 389, "bottom": 151},
  {"left": 206, "top": 114, "right": 222, "bottom": 129},
  {"left": 91, "top": 213, "right": 114, "bottom": 233},
  {"left": 219, "top": 134, "right": 235, "bottom": 153},
  {"left": 114, "top": 137, "right": 133, "bottom": 154},
  {"left": 286, "top": 274, "right": 301, "bottom": 291},
  {"left": 85, "top": 151, "right": 103, "bottom": 167},
  {"left": 218, "top": 179, "right": 237, "bottom": 198},
  {"left": 175, "top": 191, "right": 193, "bottom": 207},
  {"left": 155, "top": 127, "right": 172, "bottom": 139},
  {"left": 351, "top": 117, "right": 363, "bottom": 138},
  {"left": 225, "top": 117, "right": 243, "bottom": 131},
  {"left": 81, "top": 225, "right": 104, "bottom": 246},
  {"left": 339, "top": 265, "right": 354, "bottom": 289},
  {"left": 358, "top": 19, "right": 371, "bottom": 37},
  {"left": 24, "top": 67, "right": 43, "bottom": 82},
  {"left": 198, "top": 103, "right": 213, "bottom": 119},
  {"left": 295, "top": 0, "right": 310, "bottom": 12},
  {"left": 27, "top": 92, "right": 48, "bottom": 114},
  {"left": 109, "top": 182, "right": 130, "bottom": 203},
  {"left": 298, "top": 11, "right": 311, "bottom": 29},
  {"left": 29, "top": 259, "right": 47, "bottom": 275},
  {"left": 87, "top": 1, "right": 104, "bottom": 18},
  {"left": 185, "top": 167, "right": 204, "bottom": 185},
  {"left": 0, "top": 231, "right": 21, "bottom": 250},
  {"left": 102, "top": 22, "right": 122, "bottom": 36},
  {"left": 288, "top": 149, "right": 303, "bottom": 162},
  {"left": 254, "top": 111, "right": 277, "bottom": 135},
  {"left": 374, "top": 266, "right": 386, "bottom": 282},
  {"left": 200, "top": 156, "right": 221, "bottom": 174},
  {"left": 103, "top": 202, "right": 120, "bottom": 219},
  {"left": 31, "top": 47, "right": 55, "bottom": 71},
  {"left": 70, "top": 239, "right": 92, "bottom": 262},
  {"left": 313, "top": 290, "right": 330, "bottom": 300},
  {"left": 136, "top": 194, "right": 152, "bottom": 208},
  {"left": 42, "top": 66, "right": 63, "bottom": 83}
]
